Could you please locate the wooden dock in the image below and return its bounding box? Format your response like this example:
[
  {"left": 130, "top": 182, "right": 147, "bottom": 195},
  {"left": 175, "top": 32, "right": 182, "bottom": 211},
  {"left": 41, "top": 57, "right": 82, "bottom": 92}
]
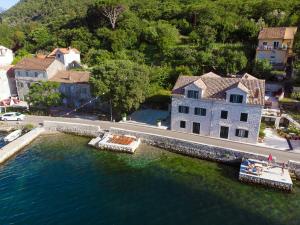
[{"left": 239, "top": 159, "right": 293, "bottom": 191}]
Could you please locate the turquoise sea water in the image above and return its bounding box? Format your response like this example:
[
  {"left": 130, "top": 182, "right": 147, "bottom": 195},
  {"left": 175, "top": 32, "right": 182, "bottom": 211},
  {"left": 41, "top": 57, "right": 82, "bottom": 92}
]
[{"left": 0, "top": 133, "right": 299, "bottom": 225}]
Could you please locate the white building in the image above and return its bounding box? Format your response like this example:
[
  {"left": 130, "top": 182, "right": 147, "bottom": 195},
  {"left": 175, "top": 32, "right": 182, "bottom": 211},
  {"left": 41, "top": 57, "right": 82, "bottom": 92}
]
[
  {"left": 0, "top": 46, "right": 14, "bottom": 66},
  {"left": 171, "top": 72, "right": 265, "bottom": 144},
  {"left": 48, "top": 47, "right": 81, "bottom": 69},
  {"left": 0, "top": 66, "right": 13, "bottom": 101}
]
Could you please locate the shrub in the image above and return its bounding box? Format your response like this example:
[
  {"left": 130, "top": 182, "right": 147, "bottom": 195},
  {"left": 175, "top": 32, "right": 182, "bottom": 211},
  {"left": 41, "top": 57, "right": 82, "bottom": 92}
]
[{"left": 22, "top": 124, "right": 36, "bottom": 133}]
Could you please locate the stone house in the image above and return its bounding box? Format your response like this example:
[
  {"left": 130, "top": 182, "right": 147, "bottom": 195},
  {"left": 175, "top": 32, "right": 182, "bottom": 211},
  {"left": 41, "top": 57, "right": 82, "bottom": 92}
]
[
  {"left": 171, "top": 72, "right": 265, "bottom": 144},
  {"left": 255, "top": 27, "right": 297, "bottom": 68},
  {"left": 14, "top": 57, "right": 65, "bottom": 100},
  {"left": 48, "top": 47, "right": 81, "bottom": 69},
  {"left": 0, "top": 46, "right": 13, "bottom": 66},
  {"left": 49, "top": 70, "right": 92, "bottom": 108}
]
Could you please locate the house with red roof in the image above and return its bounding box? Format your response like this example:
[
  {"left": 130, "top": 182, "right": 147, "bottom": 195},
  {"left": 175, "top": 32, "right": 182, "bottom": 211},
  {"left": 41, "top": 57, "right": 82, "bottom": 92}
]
[
  {"left": 256, "top": 27, "right": 297, "bottom": 68},
  {"left": 48, "top": 47, "right": 81, "bottom": 69}
]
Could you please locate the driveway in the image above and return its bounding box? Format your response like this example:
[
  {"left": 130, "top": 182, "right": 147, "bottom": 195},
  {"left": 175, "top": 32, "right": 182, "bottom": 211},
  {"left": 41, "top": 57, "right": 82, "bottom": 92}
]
[
  {"left": 258, "top": 128, "right": 290, "bottom": 151},
  {"left": 126, "top": 109, "right": 169, "bottom": 128}
]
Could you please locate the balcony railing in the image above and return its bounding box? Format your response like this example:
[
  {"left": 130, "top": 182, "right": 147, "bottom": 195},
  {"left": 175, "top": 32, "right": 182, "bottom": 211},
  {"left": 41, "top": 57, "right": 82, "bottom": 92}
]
[
  {"left": 262, "top": 108, "right": 281, "bottom": 117},
  {"left": 257, "top": 45, "right": 288, "bottom": 51}
]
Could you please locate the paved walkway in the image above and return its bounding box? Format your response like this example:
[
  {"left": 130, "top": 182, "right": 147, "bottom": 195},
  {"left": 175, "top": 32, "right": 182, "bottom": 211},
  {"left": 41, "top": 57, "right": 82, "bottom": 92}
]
[{"left": 4, "top": 115, "right": 300, "bottom": 162}]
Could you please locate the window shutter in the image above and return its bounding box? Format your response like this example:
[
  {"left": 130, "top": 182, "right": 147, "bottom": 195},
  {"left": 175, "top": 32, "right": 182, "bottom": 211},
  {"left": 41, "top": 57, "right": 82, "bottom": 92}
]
[
  {"left": 230, "top": 95, "right": 234, "bottom": 102},
  {"left": 235, "top": 129, "right": 239, "bottom": 137},
  {"left": 238, "top": 95, "right": 243, "bottom": 103}
]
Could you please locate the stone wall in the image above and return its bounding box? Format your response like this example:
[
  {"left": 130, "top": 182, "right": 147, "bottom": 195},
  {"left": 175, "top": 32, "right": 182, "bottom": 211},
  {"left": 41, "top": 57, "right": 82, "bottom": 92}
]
[
  {"left": 109, "top": 127, "right": 270, "bottom": 163},
  {"left": 288, "top": 160, "right": 300, "bottom": 179},
  {"left": 43, "top": 121, "right": 103, "bottom": 137}
]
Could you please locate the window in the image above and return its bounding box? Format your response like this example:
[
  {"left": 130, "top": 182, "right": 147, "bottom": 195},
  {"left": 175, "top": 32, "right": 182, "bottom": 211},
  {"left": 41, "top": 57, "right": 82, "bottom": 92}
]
[
  {"left": 263, "top": 42, "right": 267, "bottom": 46},
  {"left": 57, "top": 53, "right": 61, "bottom": 58},
  {"left": 221, "top": 110, "right": 228, "bottom": 119},
  {"left": 178, "top": 106, "right": 189, "bottom": 114},
  {"left": 180, "top": 121, "right": 186, "bottom": 128},
  {"left": 230, "top": 94, "right": 243, "bottom": 103},
  {"left": 235, "top": 129, "right": 249, "bottom": 138},
  {"left": 240, "top": 113, "right": 248, "bottom": 122},
  {"left": 34, "top": 72, "right": 38, "bottom": 77},
  {"left": 187, "top": 90, "right": 199, "bottom": 99},
  {"left": 273, "top": 41, "right": 279, "bottom": 49},
  {"left": 194, "top": 107, "right": 206, "bottom": 116},
  {"left": 25, "top": 71, "right": 29, "bottom": 77},
  {"left": 220, "top": 126, "right": 229, "bottom": 139}
]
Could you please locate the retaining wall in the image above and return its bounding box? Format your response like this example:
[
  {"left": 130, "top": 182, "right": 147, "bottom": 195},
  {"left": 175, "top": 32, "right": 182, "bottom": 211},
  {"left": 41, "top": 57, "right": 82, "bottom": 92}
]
[
  {"left": 0, "top": 127, "right": 45, "bottom": 164},
  {"left": 43, "top": 121, "right": 103, "bottom": 137},
  {"left": 109, "top": 127, "right": 271, "bottom": 163}
]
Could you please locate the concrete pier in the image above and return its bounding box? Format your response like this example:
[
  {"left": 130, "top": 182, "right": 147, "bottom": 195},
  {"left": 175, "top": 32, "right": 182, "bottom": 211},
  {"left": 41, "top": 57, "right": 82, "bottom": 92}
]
[
  {"left": 0, "top": 127, "right": 45, "bottom": 164},
  {"left": 239, "top": 159, "right": 293, "bottom": 191}
]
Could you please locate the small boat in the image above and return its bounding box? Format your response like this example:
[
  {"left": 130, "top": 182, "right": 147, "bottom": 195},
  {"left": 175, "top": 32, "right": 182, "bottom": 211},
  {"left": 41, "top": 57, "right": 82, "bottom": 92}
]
[{"left": 4, "top": 130, "right": 22, "bottom": 142}]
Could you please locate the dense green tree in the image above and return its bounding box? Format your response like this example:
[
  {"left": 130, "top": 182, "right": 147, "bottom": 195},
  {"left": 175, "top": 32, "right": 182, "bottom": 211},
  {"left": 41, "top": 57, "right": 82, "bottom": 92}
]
[
  {"left": 143, "top": 20, "right": 180, "bottom": 53},
  {"left": 253, "top": 59, "right": 273, "bottom": 79},
  {"left": 90, "top": 60, "right": 149, "bottom": 114},
  {"left": 27, "top": 26, "right": 54, "bottom": 52},
  {"left": 26, "top": 81, "right": 62, "bottom": 109}
]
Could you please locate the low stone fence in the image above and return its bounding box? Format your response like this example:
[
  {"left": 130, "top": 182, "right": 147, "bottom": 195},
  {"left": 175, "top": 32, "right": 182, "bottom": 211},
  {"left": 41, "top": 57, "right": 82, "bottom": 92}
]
[
  {"left": 109, "top": 127, "right": 270, "bottom": 163},
  {"left": 43, "top": 121, "right": 103, "bottom": 137}
]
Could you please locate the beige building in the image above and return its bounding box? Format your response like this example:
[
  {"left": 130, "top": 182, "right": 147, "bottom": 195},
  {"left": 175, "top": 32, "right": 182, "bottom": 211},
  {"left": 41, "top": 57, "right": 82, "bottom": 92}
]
[
  {"left": 14, "top": 57, "right": 65, "bottom": 100},
  {"left": 256, "top": 27, "right": 297, "bottom": 68}
]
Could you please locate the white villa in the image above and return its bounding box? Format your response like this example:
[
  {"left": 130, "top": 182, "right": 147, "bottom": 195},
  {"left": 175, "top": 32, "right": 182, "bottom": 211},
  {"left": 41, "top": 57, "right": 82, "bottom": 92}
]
[
  {"left": 171, "top": 72, "right": 265, "bottom": 144},
  {"left": 48, "top": 47, "right": 81, "bottom": 69},
  {"left": 0, "top": 46, "right": 14, "bottom": 66}
]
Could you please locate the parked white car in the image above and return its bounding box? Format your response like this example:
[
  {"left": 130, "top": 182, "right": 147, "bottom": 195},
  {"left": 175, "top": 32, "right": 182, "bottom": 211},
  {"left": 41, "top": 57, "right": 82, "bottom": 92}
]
[{"left": 0, "top": 112, "right": 25, "bottom": 121}]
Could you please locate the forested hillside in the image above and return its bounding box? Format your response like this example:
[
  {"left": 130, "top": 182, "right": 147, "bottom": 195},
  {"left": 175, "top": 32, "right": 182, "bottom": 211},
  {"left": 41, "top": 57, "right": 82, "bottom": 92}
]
[{"left": 1, "top": 0, "right": 300, "bottom": 107}]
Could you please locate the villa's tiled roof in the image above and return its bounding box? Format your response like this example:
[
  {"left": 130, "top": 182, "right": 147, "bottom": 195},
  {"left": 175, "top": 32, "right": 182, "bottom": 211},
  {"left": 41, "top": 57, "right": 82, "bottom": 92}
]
[
  {"left": 172, "top": 72, "right": 265, "bottom": 105},
  {"left": 50, "top": 70, "right": 90, "bottom": 84},
  {"left": 258, "top": 27, "right": 297, "bottom": 40},
  {"left": 14, "top": 57, "right": 56, "bottom": 71},
  {"left": 48, "top": 47, "right": 80, "bottom": 57}
]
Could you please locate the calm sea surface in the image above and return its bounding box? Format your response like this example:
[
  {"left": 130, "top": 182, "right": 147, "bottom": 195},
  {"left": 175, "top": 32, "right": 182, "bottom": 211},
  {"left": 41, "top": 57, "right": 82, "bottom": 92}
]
[{"left": 0, "top": 133, "right": 299, "bottom": 225}]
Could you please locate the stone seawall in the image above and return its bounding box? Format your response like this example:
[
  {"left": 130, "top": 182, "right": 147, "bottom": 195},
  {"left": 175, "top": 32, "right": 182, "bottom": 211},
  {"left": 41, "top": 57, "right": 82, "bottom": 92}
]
[
  {"left": 43, "top": 121, "right": 103, "bottom": 137},
  {"left": 288, "top": 161, "right": 300, "bottom": 179},
  {"left": 0, "top": 127, "right": 45, "bottom": 164},
  {"left": 109, "top": 127, "right": 270, "bottom": 163}
]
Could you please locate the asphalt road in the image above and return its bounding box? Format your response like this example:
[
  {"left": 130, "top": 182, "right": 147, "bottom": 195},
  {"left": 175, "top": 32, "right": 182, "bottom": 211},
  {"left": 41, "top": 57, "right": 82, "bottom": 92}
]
[{"left": 5, "top": 115, "right": 300, "bottom": 162}]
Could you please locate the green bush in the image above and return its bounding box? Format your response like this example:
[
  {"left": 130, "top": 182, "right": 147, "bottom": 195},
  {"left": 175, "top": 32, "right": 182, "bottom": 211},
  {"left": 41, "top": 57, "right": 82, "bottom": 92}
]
[{"left": 22, "top": 124, "right": 36, "bottom": 133}]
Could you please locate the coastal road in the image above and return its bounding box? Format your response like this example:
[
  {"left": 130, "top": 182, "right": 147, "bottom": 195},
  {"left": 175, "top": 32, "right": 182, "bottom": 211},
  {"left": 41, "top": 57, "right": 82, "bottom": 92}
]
[{"left": 5, "top": 115, "right": 300, "bottom": 162}]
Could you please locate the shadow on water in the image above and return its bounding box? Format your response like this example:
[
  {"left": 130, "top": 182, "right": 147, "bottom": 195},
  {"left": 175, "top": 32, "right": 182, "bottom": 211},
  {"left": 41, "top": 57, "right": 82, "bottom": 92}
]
[{"left": 0, "top": 134, "right": 298, "bottom": 225}]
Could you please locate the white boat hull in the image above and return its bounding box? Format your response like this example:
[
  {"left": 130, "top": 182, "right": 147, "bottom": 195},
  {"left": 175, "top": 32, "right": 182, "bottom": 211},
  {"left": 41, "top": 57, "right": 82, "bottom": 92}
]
[{"left": 4, "top": 130, "right": 22, "bottom": 142}]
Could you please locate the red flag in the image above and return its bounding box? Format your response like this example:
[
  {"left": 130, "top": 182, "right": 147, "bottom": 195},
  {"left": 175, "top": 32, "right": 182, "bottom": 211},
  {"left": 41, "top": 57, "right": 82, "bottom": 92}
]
[{"left": 268, "top": 154, "right": 273, "bottom": 161}]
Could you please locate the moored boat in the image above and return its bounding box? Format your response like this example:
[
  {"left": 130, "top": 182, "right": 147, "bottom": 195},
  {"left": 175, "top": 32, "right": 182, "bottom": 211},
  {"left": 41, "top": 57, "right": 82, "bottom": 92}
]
[{"left": 4, "top": 129, "right": 22, "bottom": 142}]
